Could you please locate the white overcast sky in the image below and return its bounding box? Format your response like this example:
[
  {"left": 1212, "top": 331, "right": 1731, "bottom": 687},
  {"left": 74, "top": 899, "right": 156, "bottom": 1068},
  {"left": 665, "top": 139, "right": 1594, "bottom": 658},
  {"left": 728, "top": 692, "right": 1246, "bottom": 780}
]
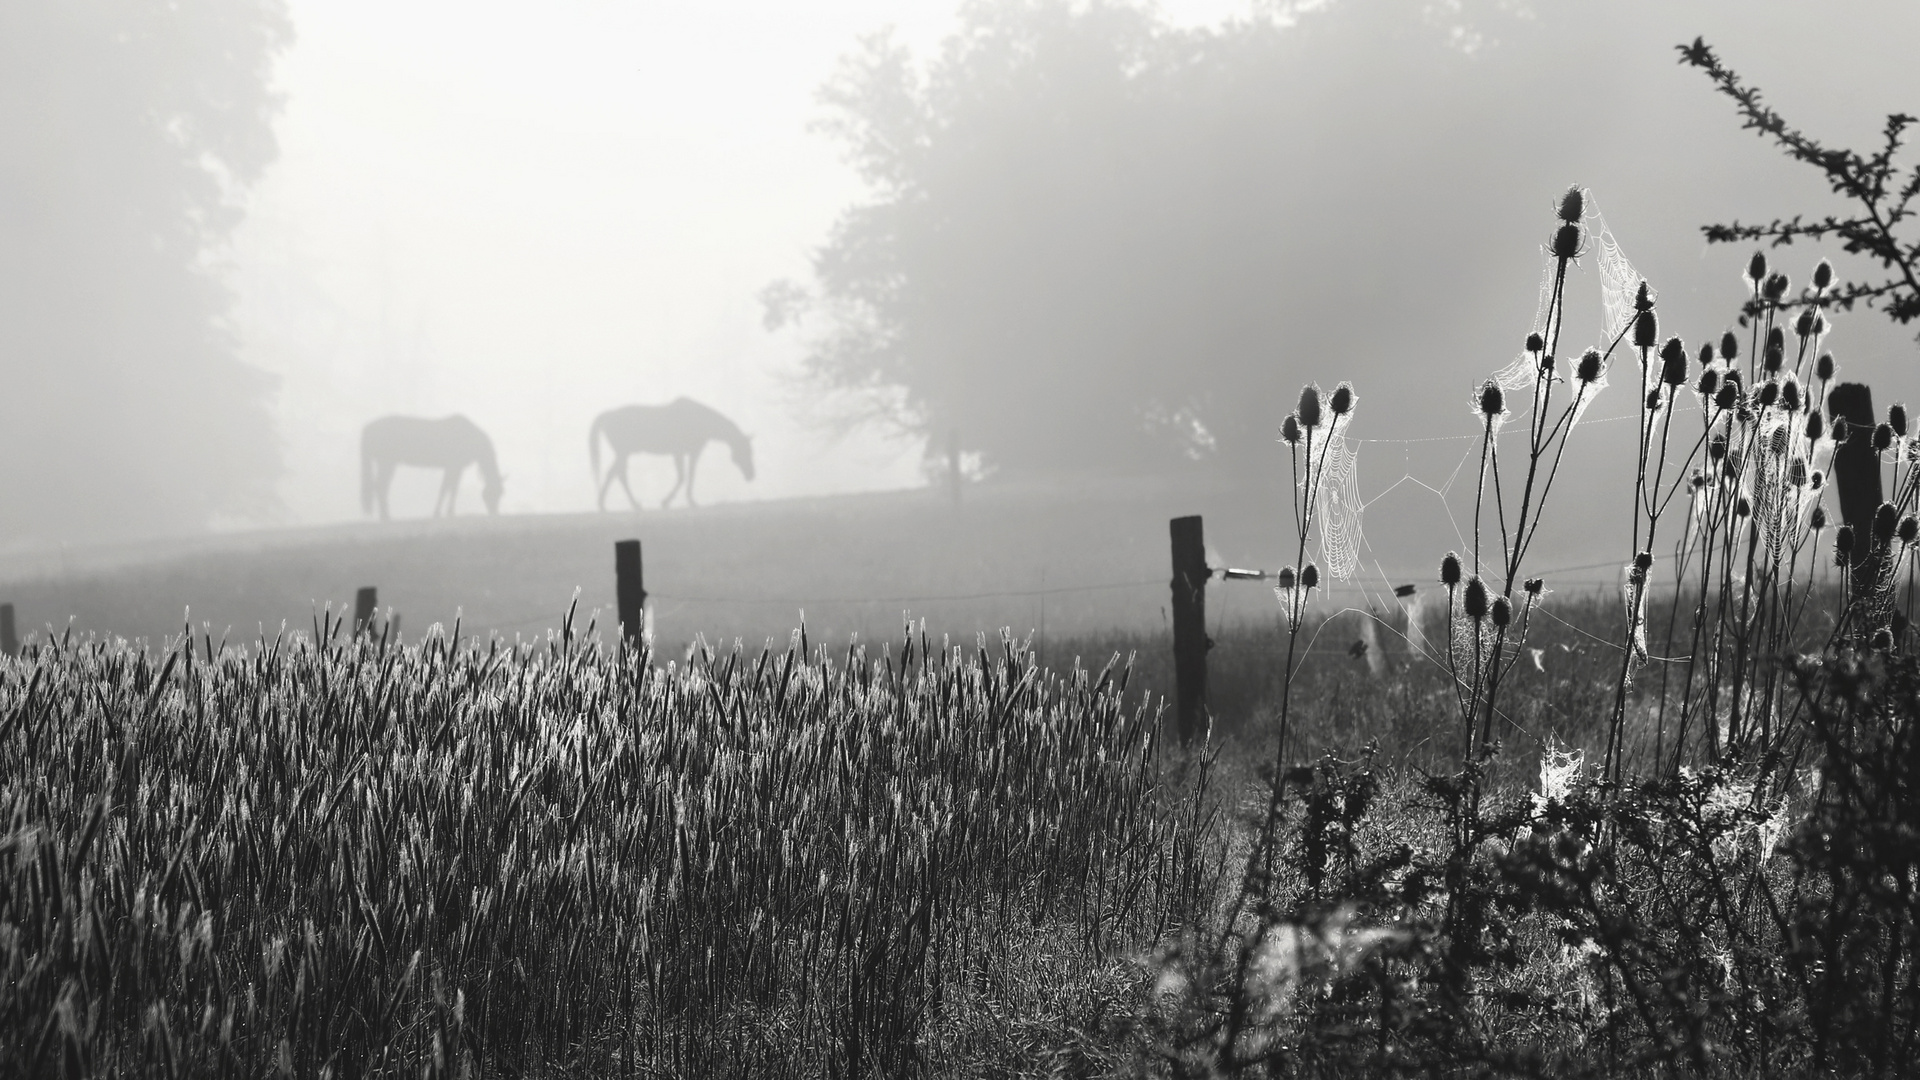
[{"left": 229, "top": 0, "right": 1253, "bottom": 524}]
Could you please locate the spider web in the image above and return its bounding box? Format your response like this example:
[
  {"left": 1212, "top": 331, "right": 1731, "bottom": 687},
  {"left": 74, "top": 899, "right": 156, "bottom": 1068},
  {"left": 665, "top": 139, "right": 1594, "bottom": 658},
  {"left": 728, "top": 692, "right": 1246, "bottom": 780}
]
[
  {"left": 1311, "top": 432, "right": 1364, "bottom": 580},
  {"left": 1589, "top": 194, "right": 1642, "bottom": 350}
]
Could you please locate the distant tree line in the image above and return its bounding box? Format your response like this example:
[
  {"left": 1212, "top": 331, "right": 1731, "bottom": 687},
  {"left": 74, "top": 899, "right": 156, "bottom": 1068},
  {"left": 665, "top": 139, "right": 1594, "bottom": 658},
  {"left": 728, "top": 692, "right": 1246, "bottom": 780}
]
[{"left": 0, "top": 0, "right": 290, "bottom": 542}]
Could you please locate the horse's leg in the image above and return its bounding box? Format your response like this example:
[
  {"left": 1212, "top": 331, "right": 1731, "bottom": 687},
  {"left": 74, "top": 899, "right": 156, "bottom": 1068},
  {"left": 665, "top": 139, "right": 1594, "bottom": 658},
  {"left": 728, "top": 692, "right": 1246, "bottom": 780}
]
[
  {"left": 685, "top": 444, "right": 705, "bottom": 507},
  {"left": 446, "top": 465, "right": 463, "bottom": 516},
  {"left": 663, "top": 455, "right": 686, "bottom": 509},
  {"left": 377, "top": 461, "right": 396, "bottom": 521},
  {"left": 596, "top": 455, "right": 614, "bottom": 512},
  {"left": 615, "top": 455, "right": 642, "bottom": 511}
]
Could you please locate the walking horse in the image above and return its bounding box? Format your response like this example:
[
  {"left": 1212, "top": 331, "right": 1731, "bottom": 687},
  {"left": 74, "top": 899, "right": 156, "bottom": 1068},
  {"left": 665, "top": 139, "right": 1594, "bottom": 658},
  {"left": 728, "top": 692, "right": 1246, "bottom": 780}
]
[
  {"left": 360, "top": 414, "right": 504, "bottom": 520},
  {"left": 589, "top": 398, "right": 754, "bottom": 510}
]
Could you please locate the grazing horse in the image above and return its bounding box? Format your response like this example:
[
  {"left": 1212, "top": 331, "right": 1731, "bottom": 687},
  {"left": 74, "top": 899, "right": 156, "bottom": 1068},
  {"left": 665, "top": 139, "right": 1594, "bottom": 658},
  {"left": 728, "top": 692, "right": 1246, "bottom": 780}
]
[
  {"left": 361, "top": 414, "right": 504, "bottom": 520},
  {"left": 589, "top": 397, "right": 754, "bottom": 510}
]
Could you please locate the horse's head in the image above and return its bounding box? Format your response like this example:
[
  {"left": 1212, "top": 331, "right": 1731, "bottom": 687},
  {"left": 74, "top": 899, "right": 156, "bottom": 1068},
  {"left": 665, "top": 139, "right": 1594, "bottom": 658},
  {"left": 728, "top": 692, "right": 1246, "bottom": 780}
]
[
  {"left": 482, "top": 473, "right": 504, "bottom": 514},
  {"left": 731, "top": 435, "right": 755, "bottom": 482}
]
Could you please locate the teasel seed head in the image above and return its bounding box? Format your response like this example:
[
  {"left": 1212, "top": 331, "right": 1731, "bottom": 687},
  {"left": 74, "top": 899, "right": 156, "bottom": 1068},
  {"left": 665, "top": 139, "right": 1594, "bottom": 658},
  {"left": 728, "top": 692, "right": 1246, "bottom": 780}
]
[
  {"left": 1763, "top": 327, "right": 1785, "bottom": 371},
  {"left": 1634, "top": 550, "right": 1654, "bottom": 572},
  {"left": 1633, "top": 308, "right": 1658, "bottom": 350},
  {"left": 1300, "top": 563, "right": 1319, "bottom": 589},
  {"left": 1736, "top": 496, "right": 1752, "bottom": 518},
  {"left": 1764, "top": 272, "right": 1791, "bottom": 302},
  {"left": 1635, "top": 280, "right": 1656, "bottom": 312},
  {"left": 1812, "top": 258, "right": 1833, "bottom": 290},
  {"left": 1699, "top": 342, "right": 1717, "bottom": 366},
  {"left": 1873, "top": 626, "right": 1894, "bottom": 651},
  {"left": 1659, "top": 336, "right": 1689, "bottom": 386},
  {"left": 1835, "top": 524, "right": 1855, "bottom": 558},
  {"left": 1874, "top": 501, "right": 1898, "bottom": 546},
  {"left": 1576, "top": 347, "right": 1604, "bottom": 384},
  {"left": 1524, "top": 577, "right": 1543, "bottom": 596},
  {"left": 1440, "top": 552, "right": 1462, "bottom": 588},
  {"left": 1811, "top": 469, "right": 1824, "bottom": 490},
  {"left": 1479, "top": 380, "right": 1505, "bottom": 418},
  {"left": 1816, "top": 352, "right": 1835, "bottom": 381},
  {"left": 1813, "top": 313, "right": 1827, "bottom": 337},
  {"left": 1780, "top": 376, "right": 1802, "bottom": 413},
  {"left": 1832, "top": 416, "right": 1851, "bottom": 444},
  {"left": 1875, "top": 423, "right": 1895, "bottom": 455},
  {"left": 1329, "top": 382, "right": 1355, "bottom": 416},
  {"left": 1890, "top": 403, "right": 1908, "bottom": 437},
  {"left": 1297, "top": 384, "right": 1323, "bottom": 429},
  {"left": 1806, "top": 411, "right": 1825, "bottom": 441},
  {"left": 1647, "top": 387, "right": 1665, "bottom": 411},
  {"left": 1463, "top": 577, "right": 1488, "bottom": 621},
  {"left": 1280, "top": 415, "right": 1302, "bottom": 445},
  {"left": 1709, "top": 432, "right": 1728, "bottom": 461},
  {"left": 1552, "top": 223, "right": 1583, "bottom": 259},
  {"left": 1720, "top": 331, "right": 1740, "bottom": 361},
  {"left": 1746, "top": 251, "right": 1768, "bottom": 286},
  {"left": 1526, "top": 332, "right": 1545, "bottom": 354},
  {"left": 1811, "top": 505, "right": 1828, "bottom": 530},
  {"left": 1900, "top": 515, "right": 1918, "bottom": 546},
  {"left": 1795, "top": 307, "right": 1818, "bottom": 339},
  {"left": 1277, "top": 566, "right": 1297, "bottom": 590},
  {"left": 1713, "top": 382, "right": 1739, "bottom": 412},
  {"left": 1756, "top": 381, "right": 1779, "bottom": 408},
  {"left": 1696, "top": 367, "right": 1720, "bottom": 398},
  {"left": 1558, "top": 185, "right": 1585, "bottom": 223},
  {"left": 1490, "top": 595, "right": 1512, "bottom": 628}
]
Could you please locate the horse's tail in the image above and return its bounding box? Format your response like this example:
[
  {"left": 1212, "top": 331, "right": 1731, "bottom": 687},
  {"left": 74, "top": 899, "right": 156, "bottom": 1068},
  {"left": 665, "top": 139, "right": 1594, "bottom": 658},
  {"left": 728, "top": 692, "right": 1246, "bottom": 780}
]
[
  {"left": 359, "top": 426, "right": 377, "bottom": 515},
  {"left": 588, "top": 412, "right": 606, "bottom": 482}
]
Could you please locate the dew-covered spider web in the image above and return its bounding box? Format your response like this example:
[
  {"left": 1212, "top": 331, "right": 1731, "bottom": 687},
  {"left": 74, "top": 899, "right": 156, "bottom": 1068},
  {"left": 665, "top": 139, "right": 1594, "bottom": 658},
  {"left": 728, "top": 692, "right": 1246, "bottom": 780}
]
[{"left": 1309, "top": 431, "right": 1364, "bottom": 580}]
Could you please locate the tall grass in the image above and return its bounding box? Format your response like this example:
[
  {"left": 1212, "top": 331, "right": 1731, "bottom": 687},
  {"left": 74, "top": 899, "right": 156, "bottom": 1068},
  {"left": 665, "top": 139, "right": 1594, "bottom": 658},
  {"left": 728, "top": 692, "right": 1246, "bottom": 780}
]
[{"left": 0, "top": 617, "right": 1215, "bottom": 1077}]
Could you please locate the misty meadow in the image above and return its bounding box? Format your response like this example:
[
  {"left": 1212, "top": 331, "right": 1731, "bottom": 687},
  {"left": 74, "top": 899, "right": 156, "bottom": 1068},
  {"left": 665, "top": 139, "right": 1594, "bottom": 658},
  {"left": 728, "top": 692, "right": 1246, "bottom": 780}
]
[{"left": 4, "top": 1, "right": 1920, "bottom": 1077}]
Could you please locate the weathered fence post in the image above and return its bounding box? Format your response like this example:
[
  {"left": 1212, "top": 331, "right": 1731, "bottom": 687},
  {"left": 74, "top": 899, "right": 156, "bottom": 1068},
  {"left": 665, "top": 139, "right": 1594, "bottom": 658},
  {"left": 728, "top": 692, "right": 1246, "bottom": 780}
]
[
  {"left": 616, "top": 539, "right": 647, "bottom": 643},
  {"left": 0, "top": 602, "right": 16, "bottom": 658},
  {"left": 1169, "top": 515, "right": 1211, "bottom": 745},
  {"left": 1828, "top": 382, "right": 1883, "bottom": 591},
  {"left": 353, "top": 586, "right": 377, "bottom": 637}
]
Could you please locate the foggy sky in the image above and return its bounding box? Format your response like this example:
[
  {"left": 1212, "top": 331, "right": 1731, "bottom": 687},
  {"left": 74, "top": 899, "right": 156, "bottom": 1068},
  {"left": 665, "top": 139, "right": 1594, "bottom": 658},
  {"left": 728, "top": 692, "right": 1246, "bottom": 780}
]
[{"left": 215, "top": 0, "right": 1920, "bottom": 550}]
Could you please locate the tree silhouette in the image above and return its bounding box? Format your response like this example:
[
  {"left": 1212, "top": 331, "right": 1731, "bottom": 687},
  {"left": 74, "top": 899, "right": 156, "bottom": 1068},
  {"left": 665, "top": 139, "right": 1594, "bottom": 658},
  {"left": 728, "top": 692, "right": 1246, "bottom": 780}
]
[
  {"left": 1679, "top": 37, "right": 1919, "bottom": 330},
  {"left": 0, "top": 1, "right": 292, "bottom": 541}
]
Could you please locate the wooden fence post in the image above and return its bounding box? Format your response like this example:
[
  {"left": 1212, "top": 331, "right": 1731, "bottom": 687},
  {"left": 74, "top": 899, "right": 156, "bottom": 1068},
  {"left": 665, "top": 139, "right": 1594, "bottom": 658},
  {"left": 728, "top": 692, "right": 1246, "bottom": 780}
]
[
  {"left": 1169, "top": 515, "right": 1211, "bottom": 745},
  {"left": 1828, "top": 382, "right": 1883, "bottom": 591},
  {"left": 0, "top": 602, "right": 16, "bottom": 658},
  {"left": 616, "top": 539, "right": 647, "bottom": 643},
  {"left": 353, "top": 586, "right": 377, "bottom": 637}
]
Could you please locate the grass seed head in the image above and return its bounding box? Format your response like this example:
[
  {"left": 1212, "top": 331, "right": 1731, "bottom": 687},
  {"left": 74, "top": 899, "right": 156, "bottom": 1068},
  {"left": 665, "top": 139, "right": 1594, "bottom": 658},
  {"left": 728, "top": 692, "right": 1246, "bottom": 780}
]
[
  {"left": 1633, "top": 308, "right": 1659, "bottom": 350},
  {"left": 1764, "top": 327, "right": 1786, "bottom": 372},
  {"left": 1558, "top": 185, "right": 1585, "bottom": 223},
  {"left": 1576, "top": 348, "right": 1605, "bottom": 384},
  {"left": 1659, "top": 337, "right": 1689, "bottom": 386},
  {"left": 1463, "top": 577, "right": 1488, "bottom": 621},
  {"left": 1297, "top": 384, "right": 1324, "bottom": 429},
  {"left": 1329, "top": 382, "right": 1355, "bottom": 416},
  {"left": 1874, "top": 502, "right": 1899, "bottom": 546},
  {"left": 1479, "top": 380, "right": 1506, "bottom": 418},
  {"left": 1552, "top": 222, "right": 1584, "bottom": 259}
]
